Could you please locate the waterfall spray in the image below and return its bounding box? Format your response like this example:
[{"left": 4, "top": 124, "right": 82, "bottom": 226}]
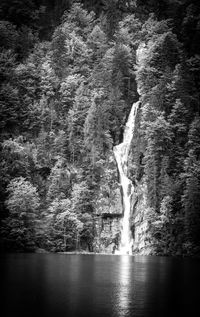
[{"left": 114, "top": 101, "right": 140, "bottom": 255}]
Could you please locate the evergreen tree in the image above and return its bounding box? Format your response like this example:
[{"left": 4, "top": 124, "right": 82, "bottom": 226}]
[
  {"left": 84, "top": 91, "right": 112, "bottom": 164},
  {"left": 182, "top": 116, "right": 200, "bottom": 249}
]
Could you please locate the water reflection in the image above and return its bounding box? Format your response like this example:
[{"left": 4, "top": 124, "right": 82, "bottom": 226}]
[
  {"left": 112, "top": 255, "right": 164, "bottom": 317},
  {"left": 1, "top": 254, "right": 200, "bottom": 317},
  {"left": 113, "top": 256, "right": 132, "bottom": 317}
]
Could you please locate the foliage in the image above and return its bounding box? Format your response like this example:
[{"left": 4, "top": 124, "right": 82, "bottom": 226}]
[
  {"left": 2, "top": 177, "right": 40, "bottom": 251},
  {"left": 46, "top": 197, "right": 83, "bottom": 251},
  {"left": 0, "top": 0, "right": 200, "bottom": 256}
]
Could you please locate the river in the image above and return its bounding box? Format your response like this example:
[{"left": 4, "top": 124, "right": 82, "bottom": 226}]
[{"left": 1, "top": 254, "right": 199, "bottom": 317}]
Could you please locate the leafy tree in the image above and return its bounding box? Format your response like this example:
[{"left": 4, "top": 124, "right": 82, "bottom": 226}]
[
  {"left": 117, "top": 14, "right": 142, "bottom": 49},
  {"left": 2, "top": 177, "right": 40, "bottom": 251},
  {"left": 62, "top": 2, "right": 95, "bottom": 39},
  {"left": 0, "top": 0, "right": 200, "bottom": 256},
  {"left": 46, "top": 197, "right": 83, "bottom": 251},
  {"left": 47, "top": 158, "right": 72, "bottom": 203},
  {"left": 51, "top": 3, "right": 93, "bottom": 79},
  {"left": 71, "top": 180, "right": 94, "bottom": 215},
  {"left": 1, "top": 137, "right": 30, "bottom": 178},
  {"left": 59, "top": 74, "right": 83, "bottom": 117}
]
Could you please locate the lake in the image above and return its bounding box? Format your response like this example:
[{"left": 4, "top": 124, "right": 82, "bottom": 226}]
[{"left": 0, "top": 253, "right": 199, "bottom": 317}]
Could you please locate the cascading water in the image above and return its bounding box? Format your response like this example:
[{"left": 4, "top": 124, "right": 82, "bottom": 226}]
[{"left": 114, "top": 101, "right": 140, "bottom": 255}]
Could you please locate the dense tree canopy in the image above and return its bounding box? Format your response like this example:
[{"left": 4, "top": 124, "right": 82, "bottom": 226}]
[{"left": 0, "top": 0, "right": 200, "bottom": 255}]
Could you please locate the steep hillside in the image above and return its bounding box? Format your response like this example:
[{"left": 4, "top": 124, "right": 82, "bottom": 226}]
[{"left": 0, "top": 1, "right": 200, "bottom": 256}]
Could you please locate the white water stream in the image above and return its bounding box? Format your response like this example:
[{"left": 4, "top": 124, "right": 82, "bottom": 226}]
[{"left": 114, "top": 101, "right": 140, "bottom": 255}]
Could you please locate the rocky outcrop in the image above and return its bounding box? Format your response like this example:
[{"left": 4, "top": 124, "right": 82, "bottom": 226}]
[
  {"left": 93, "top": 43, "right": 154, "bottom": 255},
  {"left": 128, "top": 43, "right": 155, "bottom": 255},
  {"left": 93, "top": 152, "right": 123, "bottom": 253},
  {"left": 94, "top": 215, "right": 121, "bottom": 253},
  {"left": 130, "top": 182, "right": 155, "bottom": 255}
]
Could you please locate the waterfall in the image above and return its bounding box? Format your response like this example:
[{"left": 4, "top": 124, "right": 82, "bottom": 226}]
[{"left": 114, "top": 101, "right": 140, "bottom": 255}]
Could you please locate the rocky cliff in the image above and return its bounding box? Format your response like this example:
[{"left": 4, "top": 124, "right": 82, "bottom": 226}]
[
  {"left": 92, "top": 153, "right": 123, "bottom": 253},
  {"left": 94, "top": 44, "right": 155, "bottom": 255},
  {"left": 127, "top": 44, "right": 155, "bottom": 255}
]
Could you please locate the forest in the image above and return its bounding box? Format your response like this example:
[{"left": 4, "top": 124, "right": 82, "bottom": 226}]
[{"left": 0, "top": 0, "right": 200, "bottom": 256}]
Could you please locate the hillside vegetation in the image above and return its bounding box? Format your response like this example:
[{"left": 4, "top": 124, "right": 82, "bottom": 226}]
[{"left": 0, "top": 0, "right": 200, "bottom": 255}]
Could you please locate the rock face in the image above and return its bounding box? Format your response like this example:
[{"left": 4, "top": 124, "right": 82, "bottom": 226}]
[
  {"left": 130, "top": 182, "right": 154, "bottom": 255},
  {"left": 93, "top": 152, "right": 123, "bottom": 253},
  {"left": 93, "top": 43, "right": 154, "bottom": 255},
  {"left": 93, "top": 106, "right": 152, "bottom": 254},
  {"left": 94, "top": 215, "right": 121, "bottom": 253},
  {"left": 128, "top": 43, "right": 155, "bottom": 255},
  {"left": 126, "top": 106, "right": 154, "bottom": 255}
]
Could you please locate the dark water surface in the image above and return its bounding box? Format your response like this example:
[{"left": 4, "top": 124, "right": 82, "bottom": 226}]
[{"left": 1, "top": 254, "right": 200, "bottom": 317}]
